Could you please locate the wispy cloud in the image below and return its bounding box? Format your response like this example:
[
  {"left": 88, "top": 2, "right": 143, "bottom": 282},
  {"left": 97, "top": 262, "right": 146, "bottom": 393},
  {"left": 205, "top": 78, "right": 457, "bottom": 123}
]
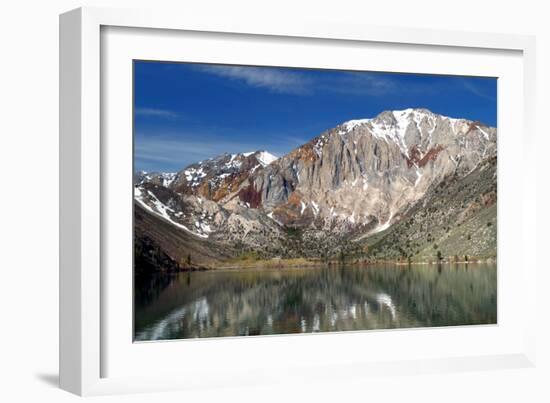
[
  {"left": 459, "top": 79, "right": 496, "bottom": 101},
  {"left": 198, "top": 65, "right": 312, "bottom": 95},
  {"left": 197, "top": 65, "right": 429, "bottom": 97},
  {"left": 318, "top": 72, "right": 399, "bottom": 96},
  {"left": 136, "top": 136, "right": 239, "bottom": 165},
  {"left": 135, "top": 107, "right": 182, "bottom": 119},
  {"left": 135, "top": 131, "right": 292, "bottom": 171}
]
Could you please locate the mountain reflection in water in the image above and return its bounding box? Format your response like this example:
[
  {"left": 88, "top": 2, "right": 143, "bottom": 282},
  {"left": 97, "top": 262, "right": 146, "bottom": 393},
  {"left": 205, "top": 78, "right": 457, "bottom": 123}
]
[{"left": 134, "top": 264, "right": 496, "bottom": 341}]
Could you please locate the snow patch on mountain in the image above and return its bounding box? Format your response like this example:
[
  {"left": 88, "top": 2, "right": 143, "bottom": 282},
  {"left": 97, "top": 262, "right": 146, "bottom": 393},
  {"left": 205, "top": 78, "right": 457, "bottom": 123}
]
[
  {"left": 225, "top": 155, "right": 243, "bottom": 169},
  {"left": 300, "top": 201, "right": 307, "bottom": 215},
  {"left": 334, "top": 108, "right": 482, "bottom": 161},
  {"left": 478, "top": 126, "right": 490, "bottom": 140},
  {"left": 159, "top": 173, "right": 177, "bottom": 187},
  {"left": 414, "top": 169, "right": 422, "bottom": 186},
  {"left": 256, "top": 151, "right": 278, "bottom": 166},
  {"left": 134, "top": 186, "right": 209, "bottom": 238},
  {"left": 184, "top": 167, "right": 207, "bottom": 186},
  {"left": 371, "top": 212, "right": 394, "bottom": 234},
  {"left": 311, "top": 201, "right": 319, "bottom": 216},
  {"left": 339, "top": 119, "right": 370, "bottom": 134},
  {"left": 314, "top": 135, "right": 329, "bottom": 157},
  {"left": 136, "top": 171, "right": 177, "bottom": 187}
]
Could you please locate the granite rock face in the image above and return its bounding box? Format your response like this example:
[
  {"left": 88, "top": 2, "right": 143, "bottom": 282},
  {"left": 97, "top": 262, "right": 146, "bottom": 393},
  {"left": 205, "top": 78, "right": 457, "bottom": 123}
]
[
  {"left": 134, "top": 108, "right": 497, "bottom": 264},
  {"left": 240, "top": 108, "right": 496, "bottom": 234}
]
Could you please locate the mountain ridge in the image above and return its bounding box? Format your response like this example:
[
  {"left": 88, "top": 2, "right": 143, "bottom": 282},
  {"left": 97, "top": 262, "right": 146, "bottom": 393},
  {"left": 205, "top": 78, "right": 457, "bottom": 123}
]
[{"left": 134, "top": 108, "right": 497, "bottom": 269}]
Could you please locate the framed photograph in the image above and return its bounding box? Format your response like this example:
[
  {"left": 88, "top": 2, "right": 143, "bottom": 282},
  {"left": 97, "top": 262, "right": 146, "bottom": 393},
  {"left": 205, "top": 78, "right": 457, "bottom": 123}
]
[
  {"left": 60, "top": 7, "right": 537, "bottom": 396},
  {"left": 132, "top": 60, "right": 499, "bottom": 342}
]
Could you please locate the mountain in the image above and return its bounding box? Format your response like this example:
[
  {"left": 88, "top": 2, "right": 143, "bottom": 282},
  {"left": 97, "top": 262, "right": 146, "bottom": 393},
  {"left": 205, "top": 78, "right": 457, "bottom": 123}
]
[
  {"left": 134, "top": 171, "right": 177, "bottom": 187},
  {"left": 245, "top": 108, "right": 495, "bottom": 232},
  {"left": 363, "top": 154, "right": 497, "bottom": 262},
  {"left": 170, "top": 150, "right": 278, "bottom": 201},
  {"left": 134, "top": 108, "right": 497, "bottom": 269}
]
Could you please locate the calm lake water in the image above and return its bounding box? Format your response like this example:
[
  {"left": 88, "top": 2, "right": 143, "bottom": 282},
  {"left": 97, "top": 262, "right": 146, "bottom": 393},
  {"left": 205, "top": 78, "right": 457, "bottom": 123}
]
[{"left": 134, "top": 264, "right": 496, "bottom": 341}]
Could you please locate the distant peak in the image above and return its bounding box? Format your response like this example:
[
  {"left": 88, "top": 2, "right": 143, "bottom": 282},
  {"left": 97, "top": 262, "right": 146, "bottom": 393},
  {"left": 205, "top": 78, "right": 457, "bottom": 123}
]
[
  {"left": 339, "top": 118, "right": 371, "bottom": 133},
  {"left": 391, "top": 107, "right": 434, "bottom": 116},
  {"left": 338, "top": 108, "right": 452, "bottom": 133},
  {"left": 227, "top": 150, "right": 278, "bottom": 167}
]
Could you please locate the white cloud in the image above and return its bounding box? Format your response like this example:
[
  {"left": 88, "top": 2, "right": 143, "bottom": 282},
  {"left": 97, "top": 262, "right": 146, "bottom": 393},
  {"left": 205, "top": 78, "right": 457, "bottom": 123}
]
[
  {"left": 198, "top": 65, "right": 404, "bottom": 97},
  {"left": 459, "top": 79, "right": 496, "bottom": 100},
  {"left": 326, "top": 72, "right": 397, "bottom": 96},
  {"left": 198, "top": 65, "right": 312, "bottom": 95},
  {"left": 136, "top": 134, "right": 266, "bottom": 167},
  {"left": 134, "top": 130, "right": 297, "bottom": 172},
  {"left": 135, "top": 107, "right": 181, "bottom": 119},
  {"left": 135, "top": 137, "right": 233, "bottom": 165}
]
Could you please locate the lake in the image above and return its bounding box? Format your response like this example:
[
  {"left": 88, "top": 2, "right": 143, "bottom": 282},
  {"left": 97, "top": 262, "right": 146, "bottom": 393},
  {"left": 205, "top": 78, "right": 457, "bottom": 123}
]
[{"left": 134, "top": 263, "right": 497, "bottom": 341}]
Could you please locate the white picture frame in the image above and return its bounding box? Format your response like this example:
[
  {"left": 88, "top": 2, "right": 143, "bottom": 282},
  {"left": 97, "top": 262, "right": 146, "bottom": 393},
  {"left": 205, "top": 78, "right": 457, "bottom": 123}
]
[{"left": 59, "top": 6, "right": 537, "bottom": 396}]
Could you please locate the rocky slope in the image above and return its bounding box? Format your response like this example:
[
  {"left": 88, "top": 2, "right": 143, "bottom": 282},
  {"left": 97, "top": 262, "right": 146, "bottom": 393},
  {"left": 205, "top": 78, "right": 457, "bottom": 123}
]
[
  {"left": 170, "top": 150, "right": 278, "bottom": 201},
  {"left": 134, "top": 108, "right": 497, "bottom": 269},
  {"left": 354, "top": 155, "right": 497, "bottom": 262}
]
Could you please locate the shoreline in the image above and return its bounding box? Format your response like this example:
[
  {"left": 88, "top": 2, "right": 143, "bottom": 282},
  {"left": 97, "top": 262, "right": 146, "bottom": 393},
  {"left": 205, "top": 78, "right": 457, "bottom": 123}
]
[
  {"left": 149, "top": 256, "right": 497, "bottom": 273},
  {"left": 209, "top": 256, "right": 497, "bottom": 270}
]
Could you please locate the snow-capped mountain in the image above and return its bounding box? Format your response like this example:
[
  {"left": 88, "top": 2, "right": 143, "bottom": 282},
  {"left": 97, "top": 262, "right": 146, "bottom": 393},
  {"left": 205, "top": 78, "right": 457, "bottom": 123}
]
[
  {"left": 168, "top": 150, "right": 278, "bottom": 202},
  {"left": 254, "top": 150, "right": 278, "bottom": 166},
  {"left": 246, "top": 108, "right": 495, "bottom": 232},
  {"left": 134, "top": 171, "right": 177, "bottom": 187},
  {"left": 134, "top": 108, "right": 497, "bottom": 266},
  {"left": 136, "top": 150, "right": 280, "bottom": 239}
]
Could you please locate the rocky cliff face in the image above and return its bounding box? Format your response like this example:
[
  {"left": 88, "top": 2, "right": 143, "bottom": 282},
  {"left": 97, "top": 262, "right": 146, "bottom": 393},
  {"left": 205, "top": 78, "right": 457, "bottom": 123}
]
[
  {"left": 134, "top": 108, "right": 497, "bottom": 267},
  {"left": 362, "top": 155, "right": 497, "bottom": 262},
  {"left": 243, "top": 108, "right": 495, "bottom": 233},
  {"left": 170, "top": 150, "right": 278, "bottom": 202}
]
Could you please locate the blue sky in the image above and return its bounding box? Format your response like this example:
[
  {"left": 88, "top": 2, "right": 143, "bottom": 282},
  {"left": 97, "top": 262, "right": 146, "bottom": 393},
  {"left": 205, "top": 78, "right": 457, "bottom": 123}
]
[{"left": 134, "top": 61, "right": 497, "bottom": 172}]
